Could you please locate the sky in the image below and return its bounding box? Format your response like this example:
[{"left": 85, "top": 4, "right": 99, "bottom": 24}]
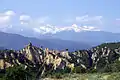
[{"left": 0, "top": 0, "right": 120, "bottom": 35}]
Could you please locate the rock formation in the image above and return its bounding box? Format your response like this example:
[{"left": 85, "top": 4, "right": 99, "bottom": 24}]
[{"left": 0, "top": 42, "right": 120, "bottom": 74}]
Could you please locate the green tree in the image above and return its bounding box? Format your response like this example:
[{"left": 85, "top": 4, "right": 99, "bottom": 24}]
[{"left": 2, "top": 65, "right": 34, "bottom": 80}]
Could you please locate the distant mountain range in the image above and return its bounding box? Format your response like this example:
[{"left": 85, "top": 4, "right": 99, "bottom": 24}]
[
  {"left": 1, "top": 27, "right": 120, "bottom": 51},
  {"left": 0, "top": 47, "right": 4, "bottom": 50},
  {"left": 0, "top": 31, "right": 90, "bottom": 51},
  {"left": 33, "top": 31, "right": 120, "bottom": 46},
  {"left": 5, "top": 24, "right": 120, "bottom": 46},
  {"left": 51, "top": 31, "right": 120, "bottom": 46},
  {"left": 22, "top": 24, "right": 120, "bottom": 46}
]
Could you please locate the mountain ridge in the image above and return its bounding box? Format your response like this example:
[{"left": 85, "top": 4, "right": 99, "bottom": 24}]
[
  {"left": 0, "top": 31, "right": 91, "bottom": 51},
  {"left": 2, "top": 30, "right": 120, "bottom": 50},
  {"left": 0, "top": 42, "right": 120, "bottom": 79}
]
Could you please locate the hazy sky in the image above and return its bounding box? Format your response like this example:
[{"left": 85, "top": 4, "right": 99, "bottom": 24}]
[{"left": 0, "top": 0, "right": 120, "bottom": 34}]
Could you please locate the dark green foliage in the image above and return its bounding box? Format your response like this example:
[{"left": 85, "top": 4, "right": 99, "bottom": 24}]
[
  {"left": 49, "top": 73, "right": 63, "bottom": 79},
  {"left": 46, "top": 67, "right": 71, "bottom": 79},
  {"left": 98, "top": 60, "right": 120, "bottom": 73},
  {"left": 72, "top": 66, "right": 81, "bottom": 73},
  {"left": 96, "top": 57, "right": 107, "bottom": 71},
  {"left": 110, "top": 60, "right": 120, "bottom": 72},
  {"left": 64, "top": 67, "right": 71, "bottom": 73},
  {"left": 97, "top": 42, "right": 120, "bottom": 50},
  {"left": 72, "top": 66, "right": 86, "bottom": 73},
  {"left": 1, "top": 65, "right": 34, "bottom": 80},
  {"left": 102, "top": 64, "right": 112, "bottom": 72},
  {"left": 87, "top": 68, "right": 97, "bottom": 73}
]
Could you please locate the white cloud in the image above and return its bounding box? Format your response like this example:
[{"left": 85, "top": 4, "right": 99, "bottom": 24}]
[
  {"left": 76, "top": 15, "right": 89, "bottom": 22},
  {"left": 0, "top": 16, "right": 10, "bottom": 25},
  {"left": 5, "top": 10, "right": 16, "bottom": 16},
  {"left": 19, "top": 15, "right": 31, "bottom": 25},
  {"left": 65, "top": 15, "right": 103, "bottom": 25},
  {"left": 62, "top": 15, "right": 103, "bottom": 33},
  {"left": 76, "top": 15, "right": 103, "bottom": 24},
  {"left": 0, "top": 10, "right": 15, "bottom": 28},
  {"left": 19, "top": 15, "right": 49, "bottom": 26},
  {"left": 20, "top": 15, "right": 31, "bottom": 21},
  {"left": 19, "top": 14, "right": 101, "bottom": 34},
  {"left": 18, "top": 14, "right": 101, "bottom": 34},
  {"left": 0, "top": 11, "right": 101, "bottom": 34},
  {"left": 19, "top": 15, "right": 51, "bottom": 34},
  {"left": 33, "top": 28, "right": 41, "bottom": 33},
  {"left": 0, "top": 9, "right": 102, "bottom": 36}
]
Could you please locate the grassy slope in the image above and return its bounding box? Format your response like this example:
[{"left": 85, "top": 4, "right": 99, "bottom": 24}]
[{"left": 43, "top": 72, "right": 120, "bottom": 80}]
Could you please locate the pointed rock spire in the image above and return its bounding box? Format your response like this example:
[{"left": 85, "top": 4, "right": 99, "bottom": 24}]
[
  {"left": 28, "top": 42, "right": 32, "bottom": 47},
  {"left": 66, "top": 49, "right": 68, "bottom": 51}
]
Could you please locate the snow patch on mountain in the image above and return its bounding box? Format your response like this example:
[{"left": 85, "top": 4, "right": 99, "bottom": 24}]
[{"left": 33, "top": 24, "right": 100, "bottom": 34}]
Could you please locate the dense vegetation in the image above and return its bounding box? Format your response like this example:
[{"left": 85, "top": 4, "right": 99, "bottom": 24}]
[
  {"left": 1, "top": 60, "right": 120, "bottom": 80},
  {"left": 97, "top": 42, "right": 120, "bottom": 50}
]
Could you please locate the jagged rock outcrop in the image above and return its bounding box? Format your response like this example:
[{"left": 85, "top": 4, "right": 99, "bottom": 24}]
[{"left": 0, "top": 42, "right": 120, "bottom": 73}]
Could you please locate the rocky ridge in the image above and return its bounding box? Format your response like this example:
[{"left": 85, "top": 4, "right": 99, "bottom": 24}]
[{"left": 0, "top": 42, "right": 120, "bottom": 74}]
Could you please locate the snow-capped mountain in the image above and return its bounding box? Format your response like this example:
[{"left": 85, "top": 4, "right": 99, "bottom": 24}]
[
  {"left": 33, "top": 24, "right": 100, "bottom": 34},
  {"left": 17, "top": 24, "right": 120, "bottom": 46},
  {"left": 3, "top": 23, "right": 120, "bottom": 47}
]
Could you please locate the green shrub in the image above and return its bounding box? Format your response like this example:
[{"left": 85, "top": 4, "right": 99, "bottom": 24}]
[
  {"left": 64, "top": 67, "right": 71, "bottom": 73},
  {"left": 2, "top": 65, "right": 34, "bottom": 80},
  {"left": 111, "top": 60, "right": 120, "bottom": 72},
  {"left": 72, "top": 66, "right": 86, "bottom": 73},
  {"left": 48, "top": 73, "right": 63, "bottom": 79},
  {"left": 89, "top": 69, "right": 97, "bottom": 73},
  {"left": 100, "top": 60, "right": 120, "bottom": 73}
]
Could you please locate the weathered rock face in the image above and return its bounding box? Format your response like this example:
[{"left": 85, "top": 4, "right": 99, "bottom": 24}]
[
  {"left": 0, "top": 42, "right": 120, "bottom": 73},
  {"left": 20, "top": 43, "right": 42, "bottom": 64},
  {"left": 90, "top": 47, "right": 119, "bottom": 70},
  {"left": 70, "top": 46, "right": 120, "bottom": 70},
  {"left": 0, "top": 59, "right": 4, "bottom": 69}
]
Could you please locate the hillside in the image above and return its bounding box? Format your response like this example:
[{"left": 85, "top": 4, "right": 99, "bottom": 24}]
[
  {"left": 52, "top": 31, "right": 120, "bottom": 46},
  {"left": 0, "top": 47, "right": 4, "bottom": 50},
  {"left": 97, "top": 42, "right": 120, "bottom": 50},
  {"left": 3, "top": 30, "right": 120, "bottom": 49},
  {"left": 0, "top": 31, "right": 90, "bottom": 51},
  {"left": 0, "top": 42, "right": 120, "bottom": 79},
  {"left": 43, "top": 72, "right": 120, "bottom": 80}
]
